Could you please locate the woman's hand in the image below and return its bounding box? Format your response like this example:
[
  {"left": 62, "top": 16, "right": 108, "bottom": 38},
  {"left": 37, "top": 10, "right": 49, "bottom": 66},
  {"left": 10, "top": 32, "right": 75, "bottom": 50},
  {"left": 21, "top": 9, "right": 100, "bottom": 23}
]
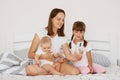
[
  {"left": 54, "top": 53, "right": 65, "bottom": 63},
  {"left": 57, "top": 57, "right": 64, "bottom": 63},
  {"left": 54, "top": 53, "right": 63, "bottom": 58}
]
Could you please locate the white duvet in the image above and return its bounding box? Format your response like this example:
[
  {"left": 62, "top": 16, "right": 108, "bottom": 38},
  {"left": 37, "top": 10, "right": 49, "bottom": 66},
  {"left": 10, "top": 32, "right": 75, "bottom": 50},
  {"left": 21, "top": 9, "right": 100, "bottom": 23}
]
[{"left": 0, "top": 65, "right": 120, "bottom": 80}]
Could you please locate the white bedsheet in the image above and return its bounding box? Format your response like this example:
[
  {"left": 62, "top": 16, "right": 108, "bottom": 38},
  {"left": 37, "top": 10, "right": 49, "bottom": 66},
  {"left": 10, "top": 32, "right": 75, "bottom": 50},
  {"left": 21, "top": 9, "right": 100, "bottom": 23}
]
[{"left": 0, "top": 65, "right": 120, "bottom": 80}]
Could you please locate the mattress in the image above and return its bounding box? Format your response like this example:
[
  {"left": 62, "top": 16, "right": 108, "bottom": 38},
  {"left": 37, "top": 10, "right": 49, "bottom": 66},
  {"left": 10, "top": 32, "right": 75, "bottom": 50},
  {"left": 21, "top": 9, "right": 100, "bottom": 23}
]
[{"left": 0, "top": 65, "right": 120, "bottom": 80}]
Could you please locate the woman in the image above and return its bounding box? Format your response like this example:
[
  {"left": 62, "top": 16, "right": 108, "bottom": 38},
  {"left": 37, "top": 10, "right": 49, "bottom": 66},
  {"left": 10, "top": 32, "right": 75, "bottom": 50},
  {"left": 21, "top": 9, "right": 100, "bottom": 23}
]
[{"left": 26, "top": 8, "right": 80, "bottom": 76}]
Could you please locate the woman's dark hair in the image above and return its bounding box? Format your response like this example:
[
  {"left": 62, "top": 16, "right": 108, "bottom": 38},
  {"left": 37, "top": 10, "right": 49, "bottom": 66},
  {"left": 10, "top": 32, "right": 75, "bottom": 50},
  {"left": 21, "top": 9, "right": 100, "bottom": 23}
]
[
  {"left": 46, "top": 8, "right": 65, "bottom": 36},
  {"left": 69, "top": 21, "right": 87, "bottom": 48}
]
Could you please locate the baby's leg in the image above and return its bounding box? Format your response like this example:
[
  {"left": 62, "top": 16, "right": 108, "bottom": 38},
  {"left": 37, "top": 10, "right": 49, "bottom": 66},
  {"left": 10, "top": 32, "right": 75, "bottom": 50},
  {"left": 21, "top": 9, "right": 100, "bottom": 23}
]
[{"left": 42, "top": 64, "right": 64, "bottom": 76}]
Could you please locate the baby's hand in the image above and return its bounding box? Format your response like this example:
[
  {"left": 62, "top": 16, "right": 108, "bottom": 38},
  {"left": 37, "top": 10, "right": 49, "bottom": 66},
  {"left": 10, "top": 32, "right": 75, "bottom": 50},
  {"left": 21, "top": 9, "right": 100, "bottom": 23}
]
[
  {"left": 47, "top": 51, "right": 53, "bottom": 54},
  {"left": 36, "top": 60, "right": 40, "bottom": 65},
  {"left": 55, "top": 53, "right": 63, "bottom": 58}
]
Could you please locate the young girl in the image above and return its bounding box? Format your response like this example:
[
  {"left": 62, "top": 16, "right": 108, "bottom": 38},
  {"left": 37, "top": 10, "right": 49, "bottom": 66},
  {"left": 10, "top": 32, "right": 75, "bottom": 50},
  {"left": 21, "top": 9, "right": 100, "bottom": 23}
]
[
  {"left": 69, "top": 21, "right": 106, "bottom": 74},
  {"left": 35, "top": 36, "right": 64, "bottom": 76}
]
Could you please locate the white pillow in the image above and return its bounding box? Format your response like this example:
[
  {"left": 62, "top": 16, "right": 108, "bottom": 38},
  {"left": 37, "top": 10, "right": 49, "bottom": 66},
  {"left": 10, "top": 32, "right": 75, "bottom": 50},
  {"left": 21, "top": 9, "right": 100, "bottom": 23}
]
[
  {"left": 0, "top": 53, "right": 4, "bottom": 60},
  {"left": 91, "top": 53, "right": 111, "bottom": 67},
  {"left": 0, "top": 52, "right": 22, "bottom": 70}
]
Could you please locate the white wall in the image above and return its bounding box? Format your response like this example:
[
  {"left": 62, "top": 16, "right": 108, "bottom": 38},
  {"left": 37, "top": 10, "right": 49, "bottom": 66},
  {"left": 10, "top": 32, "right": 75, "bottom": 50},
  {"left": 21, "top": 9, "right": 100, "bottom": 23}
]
[{"left": 0, "top": 0, "right": 120, "bottom": 59}]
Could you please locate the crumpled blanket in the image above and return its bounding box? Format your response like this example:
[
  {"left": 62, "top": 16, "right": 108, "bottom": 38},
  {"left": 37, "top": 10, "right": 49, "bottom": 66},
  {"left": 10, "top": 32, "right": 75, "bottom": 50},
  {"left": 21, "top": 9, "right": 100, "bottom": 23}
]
[{"left": 0, "top": 52, "right": 33, "bottom": 75}]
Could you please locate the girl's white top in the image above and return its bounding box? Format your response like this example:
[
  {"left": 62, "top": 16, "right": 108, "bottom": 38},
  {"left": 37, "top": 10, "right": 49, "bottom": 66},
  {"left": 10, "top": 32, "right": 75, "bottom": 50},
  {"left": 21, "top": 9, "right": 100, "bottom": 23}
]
[{"left": 71, "top": 40, "right": 92, "bottom": 67}]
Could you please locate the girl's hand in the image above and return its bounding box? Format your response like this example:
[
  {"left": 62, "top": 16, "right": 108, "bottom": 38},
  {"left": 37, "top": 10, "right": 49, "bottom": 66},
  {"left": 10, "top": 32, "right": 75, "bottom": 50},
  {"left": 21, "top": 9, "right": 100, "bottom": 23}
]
[
  {"left": 78, "top": 50, "right": 83, "bottom": 60},
  {"left": 89, "top": 66, "right": 93, "bottom": 74},
  {"left": 72, "top": 52, "right": 79, "bottom": 61},
  {"left": 74, "top": 51, "right": 83, "bottom": 61},
  {"left": 79, "top": 49, "right": 83, "bottom": 54}
]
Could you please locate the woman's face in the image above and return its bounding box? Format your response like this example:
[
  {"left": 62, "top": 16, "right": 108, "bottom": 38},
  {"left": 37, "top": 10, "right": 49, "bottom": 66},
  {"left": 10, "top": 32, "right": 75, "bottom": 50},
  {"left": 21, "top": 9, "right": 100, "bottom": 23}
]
[
  {"left": 52, "top": 12, "right": 65, "bottom": 29},
  {"left": 73, "top": 30, "right": 85, "bottom": 41}
]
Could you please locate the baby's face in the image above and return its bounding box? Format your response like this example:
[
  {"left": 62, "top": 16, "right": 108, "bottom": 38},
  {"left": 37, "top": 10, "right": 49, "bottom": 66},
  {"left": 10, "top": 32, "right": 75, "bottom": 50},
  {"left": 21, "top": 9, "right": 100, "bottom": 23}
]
[{"left": 41, "top": 43, "right": 51, "bottom": 53}]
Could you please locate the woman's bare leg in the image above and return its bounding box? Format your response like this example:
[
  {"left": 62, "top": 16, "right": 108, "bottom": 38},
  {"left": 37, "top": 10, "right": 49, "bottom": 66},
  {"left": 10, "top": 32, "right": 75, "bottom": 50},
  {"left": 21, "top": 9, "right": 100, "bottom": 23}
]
[
  {"left": 60, "top": 62, "right": 80, "bottom": 75},
  {"left": 42, "top": 64, "right": 64, "bottom": 76},
  {"left": 26, "top": 64, "right": 48, "bottom": 76},
  {"left": 54, "top": 62, "right": 61, "bottom": 72}
]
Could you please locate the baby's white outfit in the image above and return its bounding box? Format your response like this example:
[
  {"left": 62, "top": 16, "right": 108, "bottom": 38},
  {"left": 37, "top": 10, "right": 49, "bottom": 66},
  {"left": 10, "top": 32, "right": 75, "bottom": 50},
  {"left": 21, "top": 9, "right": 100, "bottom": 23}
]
[{"left": 36, "top": 47, "right": 54, "bottom": 67}]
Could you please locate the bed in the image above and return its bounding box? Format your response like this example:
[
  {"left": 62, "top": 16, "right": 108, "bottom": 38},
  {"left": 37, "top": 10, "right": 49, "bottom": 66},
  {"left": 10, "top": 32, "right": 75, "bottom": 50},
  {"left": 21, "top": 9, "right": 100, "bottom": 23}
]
[
  {"left": 0, "top": 66, "right": 120, "bottom": 80},
  {"left": 0, "top": 65, "right": 120, "bottom": 80},
  {"left": 0, "top": 32, "right": 120, "bottom": 80}
]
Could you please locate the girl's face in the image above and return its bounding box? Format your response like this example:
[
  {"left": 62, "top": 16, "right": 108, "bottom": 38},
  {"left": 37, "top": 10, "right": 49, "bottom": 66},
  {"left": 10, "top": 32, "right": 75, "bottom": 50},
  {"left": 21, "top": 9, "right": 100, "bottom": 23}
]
[
  {"left": 73, "top": 30, "right": 85, "bottom": 41},
  {"left": 52, "top": 12, "right": 65, "bottom": 29},
  {"left": 41, "top": 43, "right": 51, "bottom": 53}
]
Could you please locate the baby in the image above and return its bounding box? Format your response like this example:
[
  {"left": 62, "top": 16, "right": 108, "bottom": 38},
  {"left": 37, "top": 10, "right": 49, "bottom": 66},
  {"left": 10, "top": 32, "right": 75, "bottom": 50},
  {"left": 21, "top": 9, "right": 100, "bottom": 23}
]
[{"left": 35, "top": 36, "right": 64, "bottom": 76}]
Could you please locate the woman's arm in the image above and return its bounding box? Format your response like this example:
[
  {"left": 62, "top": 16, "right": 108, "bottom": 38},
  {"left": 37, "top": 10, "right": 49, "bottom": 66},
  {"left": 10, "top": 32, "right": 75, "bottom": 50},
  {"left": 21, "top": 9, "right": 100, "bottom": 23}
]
[
  {"left": 35, "top": 54, "right": 40, "bottom": 64},
  {"left": 87, "top": 51, "right": 93, "bottom": 73},
  {"left": 28, "top": 33, "right": 40, "bottom": 59},
  {"left": 62, "top": 43, "right": 79, "bottom": 61}
]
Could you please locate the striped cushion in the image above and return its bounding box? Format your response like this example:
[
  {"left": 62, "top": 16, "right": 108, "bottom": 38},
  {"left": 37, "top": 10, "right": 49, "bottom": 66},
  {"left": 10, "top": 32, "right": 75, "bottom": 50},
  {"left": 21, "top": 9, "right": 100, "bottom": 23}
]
[
  {"left": 92, "top": 53, "right": 111, "bottom": 67},
  {"left": 0, "top": 52, "right": 33, "bottom": 75},
  {"left": 0, "top": 52, "right": 23, "bottom": 70},
  {"left": 0, "top": 53, "right": 4, "bottom": 60}
]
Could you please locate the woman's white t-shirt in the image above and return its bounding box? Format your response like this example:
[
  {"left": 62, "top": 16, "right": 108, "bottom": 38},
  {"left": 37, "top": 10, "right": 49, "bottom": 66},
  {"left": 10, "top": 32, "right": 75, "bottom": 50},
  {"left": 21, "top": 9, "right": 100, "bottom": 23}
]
[
  {"left": 36, "top": 28, "right": 67, "bottom": 55},
  {"left": 71, "top": 40, "right": 92, "bottom": 67}
]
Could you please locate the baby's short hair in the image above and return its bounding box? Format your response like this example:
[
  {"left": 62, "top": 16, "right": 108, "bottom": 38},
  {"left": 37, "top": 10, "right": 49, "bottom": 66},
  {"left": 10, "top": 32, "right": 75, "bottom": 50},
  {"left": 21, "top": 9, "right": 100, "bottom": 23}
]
[{"left": 40, "top": 36, "right": 51, "bottom": 46}]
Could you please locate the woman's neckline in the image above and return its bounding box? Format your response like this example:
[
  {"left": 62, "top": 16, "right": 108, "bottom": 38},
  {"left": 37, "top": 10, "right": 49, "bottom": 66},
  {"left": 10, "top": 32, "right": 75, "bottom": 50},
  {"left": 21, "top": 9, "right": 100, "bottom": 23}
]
[{"left": 50, "top": 34, "right": 58, "bottom": 38}]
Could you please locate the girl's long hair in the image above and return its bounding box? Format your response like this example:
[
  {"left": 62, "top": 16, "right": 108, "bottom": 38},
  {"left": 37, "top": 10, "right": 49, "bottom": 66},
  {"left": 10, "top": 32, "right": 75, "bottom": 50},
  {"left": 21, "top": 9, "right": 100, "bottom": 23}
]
[{"left": 69, "top": 21, "right": 87, "bottom": 48}]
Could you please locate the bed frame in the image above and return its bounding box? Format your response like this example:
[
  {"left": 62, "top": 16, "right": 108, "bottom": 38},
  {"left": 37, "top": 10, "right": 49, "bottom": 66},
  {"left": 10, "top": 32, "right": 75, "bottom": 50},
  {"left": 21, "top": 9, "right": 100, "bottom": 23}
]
[
  {"left": 0, "top": 32, "right": 119, "bottom": 80},
  {"left": 13, "top": 32, "right": 117, "bottom": 65}
]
